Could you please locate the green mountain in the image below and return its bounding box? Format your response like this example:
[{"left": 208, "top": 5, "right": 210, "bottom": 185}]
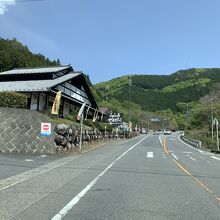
[
  {"left": 95, "top": 68, "right": 220, "bottom": 112},
  {"left": 0, "top": 38, "right": 60, "bottom": 71}
]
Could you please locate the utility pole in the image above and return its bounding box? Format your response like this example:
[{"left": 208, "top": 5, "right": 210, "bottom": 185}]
[
  {"left": 213, "top": 118, "right": 219, "bottom": 151},
  {"left": 128, "top": 75, "right": 132, "bottom": 137},
  {"left": 163, "top": 118, "right": 167, "bottom": 130},
  {"left": 211, "top": 99, "right": 214, "bottom": 141},
  {"left": 185, "top": 103, "right": 189, "bottom": 133},
  {"left": 147, "top": 117, "right": 150, "bottom": 132},
  {"left": 217, "top": 121, "right": 219, "bottom": 152}
]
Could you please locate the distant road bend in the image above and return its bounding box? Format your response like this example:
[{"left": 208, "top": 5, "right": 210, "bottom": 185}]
[{"left": 0, "top": 133, "right": 220, "bottom": 220}]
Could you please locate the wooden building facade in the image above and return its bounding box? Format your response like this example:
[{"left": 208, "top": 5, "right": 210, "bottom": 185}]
[{"left": 0, "top": 65, "right": 100, "bottom": 118}]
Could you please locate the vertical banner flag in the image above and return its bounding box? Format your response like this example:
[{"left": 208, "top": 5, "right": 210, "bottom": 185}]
[
  {"left": 101, "top": 110, "right": 104, "bottom": 122},
  {"left": 77, "top": 102, "right": 86, "bottom": 121},
  {"left": 92, "top": 108, "right": 97, "bottom": 122},
  {"left": 84, "top": 105, "right": 91, "bottom": 121},
  {"left": 51, "top": 91, "right": 61, "bottom": 115},
  {"left": 95, "top": 109, "right": 99, "bottom": 121}
]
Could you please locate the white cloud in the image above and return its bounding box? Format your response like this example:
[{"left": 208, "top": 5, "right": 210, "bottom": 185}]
[{"left": 0, "top": 0, "right": 16, "bottom": 15}]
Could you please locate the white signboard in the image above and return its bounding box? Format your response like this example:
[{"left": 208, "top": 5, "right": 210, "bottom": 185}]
[
  {"left": 150, "top": 117, "right": 160, "bottom": 122},
  {"left": 107, "top": 112, "right": 123, "bottom": 126},
  {"left": 41, "top": 123, "right": 51, "bottom": 136}
]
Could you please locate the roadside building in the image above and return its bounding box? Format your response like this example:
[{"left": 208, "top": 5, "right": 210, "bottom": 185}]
[{"left": 0, "top": 65, "right": 101, "bottom": 118}]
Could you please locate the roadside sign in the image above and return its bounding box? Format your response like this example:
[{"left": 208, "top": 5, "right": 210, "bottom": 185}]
[
  {"left": 107, "top": 112, "right": 123, "bottom": 126},
  {"left": 150, "top": 117, "right": 160, "bottom": 122},
  {"left": 41, "top": 123, "right": 51, "bottom": 136}
]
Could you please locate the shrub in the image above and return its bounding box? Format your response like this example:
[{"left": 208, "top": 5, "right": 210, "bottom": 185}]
[
  {"left": 96, "top": 122, "right": 113, "bottom": 132},
  {"left": 187, "top": 129, "right": 216, "bottom": 149},
  {"left": 0, "top": 92, "right": 27, "bottom": 108}
]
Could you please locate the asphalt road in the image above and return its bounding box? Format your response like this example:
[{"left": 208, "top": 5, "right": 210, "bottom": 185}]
[
  {"left": 0, "top": 153, "right": 65, "bottom": 180},
  {"left": 0, "top": 133, "right": 220, "bottom": 220}
]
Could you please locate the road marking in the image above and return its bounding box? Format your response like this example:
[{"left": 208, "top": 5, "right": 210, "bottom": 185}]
[
  {"left": 171, "top": 158, "right": 220, "bottom": 202},
  {"left": 201, "top": 152, "right": 214, "bottom": 156},
  {"left": 186, "top": 155, "right": 196, "bottom": 161},
  {"left": 172, "top": 158, "right": 191, "bottom": 176},
  {"left": 0, "top": 155, "right": 81, "bottom": 192},
  {"left": 40, "top": 155, "right": 47, "bottom": 158},
  {"left": 169, "top": 138, "right": 176, "bottom": 141},
  {"left": 159, "top": 135, "right": 163, "bottom": 146},
  {"left": 159, "top": 136, "right": 169, "bottom": 154},
  {"left": 170, "top": 153, "right": 178, "bottom": 160},
  {"left": 25, "top": 159, "right": 34, "bottom": 162},
  {"left": 163, "top": 137, "right": 169, "bottom": 155},
  {"left": 146, "top": 152, "right": 154, "bottom": 158},
  {"left": 162, "top": 137, "right": 220, "bottom": 204},
  {"left": 52, "top": 135, "right": 149, "bottom": 220},
  {"left": 183, "top": 151, "right": 192, "bottom": 154},
  {"left": 211, "top": 156, "right": 220, "bottom": 161}
]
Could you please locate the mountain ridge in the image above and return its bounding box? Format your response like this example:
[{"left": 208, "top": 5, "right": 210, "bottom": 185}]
[{"left": 94, "top": 68, "right": 220, "bottom": 112}]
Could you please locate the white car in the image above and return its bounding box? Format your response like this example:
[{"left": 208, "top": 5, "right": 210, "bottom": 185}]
[{"left": 164, "top": 129, "right": 172, "bottom": 135}]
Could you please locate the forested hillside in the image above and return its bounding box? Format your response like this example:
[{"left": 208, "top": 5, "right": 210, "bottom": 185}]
[
  {"left": 95, "top": 68, "right": 220, "bottom": 112},
  {"left": 0, "top": 38, "right": 60, "bottom": 71},
  {"left": 95, "top": 68, "right": 220, "bottom": 149}
]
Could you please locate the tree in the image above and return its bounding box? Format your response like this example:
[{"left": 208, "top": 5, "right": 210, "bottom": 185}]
[{"left": 0, "top": 38, "right": 61, "bottom": 72}]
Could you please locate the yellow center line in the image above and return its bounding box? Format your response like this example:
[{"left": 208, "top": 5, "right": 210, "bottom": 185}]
[
  {"left": 163, "top": 137, "right": 169, "bottom": 154},
  {"left": 163, "top": 136, "right": 220, "bottom": 204}
]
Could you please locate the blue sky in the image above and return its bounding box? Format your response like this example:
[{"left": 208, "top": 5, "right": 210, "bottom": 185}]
[{"left": 0, "top": 0, "right": 220, "bottom": 84}]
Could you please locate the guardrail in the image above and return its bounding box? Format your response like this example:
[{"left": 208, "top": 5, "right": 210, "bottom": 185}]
[{"left": 180, "top": 133, "right": 202, "bottom": 149}]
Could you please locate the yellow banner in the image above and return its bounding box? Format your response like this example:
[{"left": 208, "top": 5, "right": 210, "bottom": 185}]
[{"left": 51, "top": 91, "right": 61, "bottom": 114}]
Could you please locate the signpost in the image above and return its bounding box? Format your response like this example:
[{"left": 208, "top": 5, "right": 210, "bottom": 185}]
[
  {"left": 77, "top": 102, "right": 86, "bottom": 150},
  {"left": 41, "top": 123, "right": 51, "bottom": 136},
  {"left": 213, "top": 118, "right": 219, "bottom": 151}
]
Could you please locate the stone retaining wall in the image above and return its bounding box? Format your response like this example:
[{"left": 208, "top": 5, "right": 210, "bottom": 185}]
[
  {"left": 0, "top": 107, "right": 140, "bottom": 155},
  {"left": 0, "top": 107, "right": 56, "bottom": 154}
]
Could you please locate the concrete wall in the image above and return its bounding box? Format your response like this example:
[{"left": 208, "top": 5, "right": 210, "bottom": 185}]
[{"left": 0, "top": 107, "right": 56, "bottom": 154}]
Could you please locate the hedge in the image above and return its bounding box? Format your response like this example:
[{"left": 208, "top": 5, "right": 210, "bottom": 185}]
[{"left": 0, "top": 92, "right": 27, "bottom": 108}]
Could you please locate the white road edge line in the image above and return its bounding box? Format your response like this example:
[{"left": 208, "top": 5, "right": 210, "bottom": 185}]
[
  {"left": 178, "top": 135, "right": 204, "bottom": 153},
  {"left": 211, "top": 156, "right": 220, "bottom": 161},
  {"left": 159, "top": 135, "right": 163, "bottom": 146},
  {"left": 186, "top": 155, "right": 196, "bottom": 161},
  {"left": 51, "top": 135, "right": 149, "bottom": 220}
]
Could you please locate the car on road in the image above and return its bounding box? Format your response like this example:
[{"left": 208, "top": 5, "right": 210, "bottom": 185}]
[
  {"left": 163, "top": 129, "right": 172, "bottom": 135},
  {"left": 153, "top": 130, "right": 159, "bottom": 135}
]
